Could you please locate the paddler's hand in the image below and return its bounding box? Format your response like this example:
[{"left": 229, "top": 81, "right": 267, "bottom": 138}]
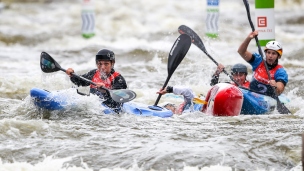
[
  {"left": 268, "top": 80, "right": 284, "bottom": 95},
  {"left": 157, "top": 88, "right": 167, "bottom": 95},
  {"left": 66, "top": 68, "right": 74, "bottom": 77},
  {"left": 269, "top": 80, "right": 278, "bottom": 92},
  {"left": 96, "top": 82, "right": 106, "bottom": 92},
  {"left": 248, "top": 30, "right": 258, "bottom": 39},
  {"left": 215, "top": 63, "right": 224, "bottom": 75},
  {"left": 268, "top": 80, "right": 276, "bottom": 87}
]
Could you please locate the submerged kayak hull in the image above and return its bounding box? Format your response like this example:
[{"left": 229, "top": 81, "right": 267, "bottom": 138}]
[{"left": 30, "top": 88, "right": 173, "bottom": 118}]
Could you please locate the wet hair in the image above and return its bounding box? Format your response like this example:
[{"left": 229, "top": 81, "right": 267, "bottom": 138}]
[{"left": 163, "top": 103, "right": 176, "bottom": 109}]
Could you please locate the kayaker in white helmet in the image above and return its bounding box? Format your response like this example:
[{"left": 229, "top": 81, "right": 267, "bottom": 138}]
[
  {"left": 65, "top": 49, "right": 127, "bottom": 112},
  {"left": 210, "top": 63, "right": 250, "bottom": 88},
  {"left": 238, "top": 31, "right": 288, "bottom": 97}
]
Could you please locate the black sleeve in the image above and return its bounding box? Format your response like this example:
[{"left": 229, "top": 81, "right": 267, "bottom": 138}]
[
  {"left": 166, "top": 86, "right": 173, "bottom": 93},
  {"left": 210, "top": 74, "right": 219, "bottom": 86},
  {"left": 70, "top": 69, "right": 97, "bottom": 87},
  {"left": 112, "top": 74, "right": 127, "bottom": 89}
]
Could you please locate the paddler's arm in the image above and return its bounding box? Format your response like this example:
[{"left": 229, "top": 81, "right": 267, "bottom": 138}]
[
  {"left": 157, "top": 86, "right": 195, "bottom": 103},
  {"left": 210, "top": 64, "right": 225, "bottom": 86},
  {"left": 65, "top": 68, "right": 96, "bottom": 87},
  {"left": 111, "top": 74, "right": 127, "bottom": 90},
  {"left": 95, "top": 82, "right": 107, "bottom": 93},
  {"left": 269, "top": 80, "right": 285, "bottom": 96},
  {"left": 269, "top": 69, "right": 288, "bottom": 96},
  {"left": 238, "top": 31, "right": 258, "bottom": 62}
]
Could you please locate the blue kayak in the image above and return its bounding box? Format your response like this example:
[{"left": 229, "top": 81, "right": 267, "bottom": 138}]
[
  {"left": 30, "top": 88, "right": 173, "bottom": 118},
  {"left": 240, "top": 88, "right": 277, "bottom": 115}
]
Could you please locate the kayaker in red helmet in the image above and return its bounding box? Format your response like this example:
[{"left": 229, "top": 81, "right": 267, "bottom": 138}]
[
  {"left": 238, "top": 31, "right": 288, "bottom": 97},
  {"left": 210, "top": 63, "right": 250, "bottom": 88},
  {"left": 65, "top": 49, "right": 127, "bottom": 112}
]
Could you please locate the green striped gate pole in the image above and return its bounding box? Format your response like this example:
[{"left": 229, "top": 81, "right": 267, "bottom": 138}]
[
  {"left": 206, "top": 0, "right": 219, "bottom": 38},
  {"left": 81, "top": 0, "right": 95, "bottom": 39},
  {"left": 255, "top": 0, "right": 275, "bottom": 46}
]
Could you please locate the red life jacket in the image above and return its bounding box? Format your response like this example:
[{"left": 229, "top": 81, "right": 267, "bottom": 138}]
[
  {"left": 253, "top": 62, "right": 282, "bottom": 84},
  {"left": 90, "top": 70, "right": 120, "bottom": 89},
  {"left": 232, "top": 80, "right": 250, "bottom": 88},
  {"left": 250, "top": 62, "right": 283, "bottom": 96}
]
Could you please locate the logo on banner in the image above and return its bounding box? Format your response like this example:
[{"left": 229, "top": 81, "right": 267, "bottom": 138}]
[{"left": 257, "top": 16, "right": 267, "bottom": 27}]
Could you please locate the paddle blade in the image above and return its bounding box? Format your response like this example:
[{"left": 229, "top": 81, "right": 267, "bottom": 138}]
[
  {"left": 276, "top": 97, "right": 291, "bottom": 114},
  {"left": 167, "top": 34, "right": 191, "bottom": 75},
  {"left": 178, "top": 25, "right": 206, "bottom": 53},
  {"left": 109, "top": 89, "right": 137, "bottom": 103},
  {"left": 40, "top": 52, "right": 62, "bottom": 73}
]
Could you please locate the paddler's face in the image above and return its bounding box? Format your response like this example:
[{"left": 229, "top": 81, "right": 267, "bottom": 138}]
[
  {"left": 96, "top": 60, "right": 113, "bottom": 75},
  {"left": 265, "top": 50, "right": 280, "bottom": 65},
  {"left": 232, "top": 72, "right": 246, "bottom": 86}
]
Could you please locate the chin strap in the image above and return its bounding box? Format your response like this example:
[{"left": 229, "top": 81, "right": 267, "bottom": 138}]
[{"left": 266, "top": 58, "right": 279, "bottom": 70}]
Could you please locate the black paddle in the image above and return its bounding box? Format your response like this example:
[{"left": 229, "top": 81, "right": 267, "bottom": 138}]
[
  {"left": 242, "top": 0, "right": 291, "bottom": 114},
  {"left": 40, "top": 52, "right": 137, "bottom": 103},
  {"left": 178, "top": 25, "right": 241, "bottom": 87},
  {"left": 150, "top": 34, "right": 192, "bottom": 109}
]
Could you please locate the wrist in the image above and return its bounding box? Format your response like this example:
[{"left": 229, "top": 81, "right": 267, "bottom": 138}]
[{"left": 166, "top": 86, "right": 173, "bottom": 93}]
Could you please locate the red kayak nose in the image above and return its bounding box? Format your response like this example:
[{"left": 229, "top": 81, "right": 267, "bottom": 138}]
[{"left": 203, "top": 83, "right": 243, "bottom": 116}]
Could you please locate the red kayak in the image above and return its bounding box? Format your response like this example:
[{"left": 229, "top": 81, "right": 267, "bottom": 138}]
[
  {"left": 202, "top": 83, "right": 243, "bottom": 116},
  {"left": 202, "top": 82, "right": 280, "bottom": 116}
]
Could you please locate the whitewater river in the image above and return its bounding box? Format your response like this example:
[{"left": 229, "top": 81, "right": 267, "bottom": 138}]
[{"left": 0, "top": 0, "right": 304, "bottom": 170}]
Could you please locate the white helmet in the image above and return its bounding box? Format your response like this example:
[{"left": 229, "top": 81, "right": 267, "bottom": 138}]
[{"left": 264, "top": 41, "right": 283, "bottom": 56}]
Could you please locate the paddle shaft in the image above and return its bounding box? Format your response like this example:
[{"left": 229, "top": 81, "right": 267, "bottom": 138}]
[
  {"left": 243, "top": 0, "right": 291, "bottom": 114},
  {"left": 154, "top": 75, "right": 171, "bottom": 106}
]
